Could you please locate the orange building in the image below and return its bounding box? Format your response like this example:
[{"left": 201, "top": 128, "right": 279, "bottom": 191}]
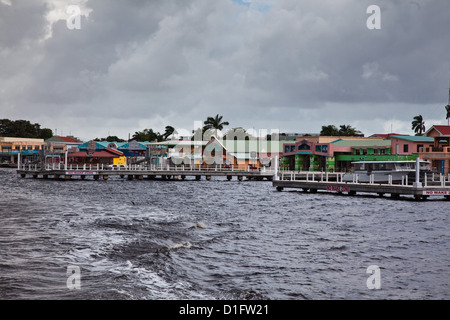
[{"left": 419, "top": 125, "right": 450, "bottom": 174}]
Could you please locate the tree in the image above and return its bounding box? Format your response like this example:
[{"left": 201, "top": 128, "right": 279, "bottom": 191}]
[
  {"left": 203, "top": 114, "right": 229, "bottom": 133},
  {"left": 0, "top": 119, "right": 52, "bottom": 139},
  {"left": 411, "top": 115, "right": 425, "bottom": 135},
  {"left": 446, "top": 104, "right": 450, "bottom": 125},
  {"left": 132, "top": 129, "right": 163, "bottom": 142},
  {"left": 163, "top": 125, "right": 176, "bottom": 140},
  {"left": 94, "top": 136, "right": 125, "bottom": 142},
  {"left": 320, "top": 125, "right": 339, "bottom": 136},
  {"left": 338, "top": 124, "right": 364, "bottom": 137},
  {"left": 39, "top": 128, "right": 53, "bottom": 140}
]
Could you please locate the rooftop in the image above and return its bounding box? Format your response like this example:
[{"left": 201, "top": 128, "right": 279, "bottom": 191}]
[
  {"left": 427, "top": 125, "right": 450, "bottom": 136},
  {"left": 46, "top": 136, "right": 83, "bottom": 143},
  {"left": 390, "top": 135, "right": 434, "bottom": 142},
  {"left": 331, "top": 139, "right": 392, "bottom": 147}
]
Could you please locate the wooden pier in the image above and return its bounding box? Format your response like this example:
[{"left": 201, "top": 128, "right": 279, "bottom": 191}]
[
  {"left": 273, "top": 171, "right": 450, "bottom": 200},
  {"left": 16, "top": 163, "right": 275, "bottom": 181}
]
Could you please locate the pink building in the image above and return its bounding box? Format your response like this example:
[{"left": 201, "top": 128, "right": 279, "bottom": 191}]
[
  {"left": 390, "top": 135, "right": 434, "bottom": 156},
  {"left": 419, "top": 125, "right": 450, "bottom": 174}
]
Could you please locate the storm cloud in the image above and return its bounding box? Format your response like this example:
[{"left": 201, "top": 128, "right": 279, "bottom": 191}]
[{"left": 1, "top": 0, "right": 449, "bottom": 140}]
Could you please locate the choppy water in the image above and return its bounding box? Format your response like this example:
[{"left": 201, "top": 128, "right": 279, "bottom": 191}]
[{"left": 0, "top": 168, "right": 449, "bottom": 300}]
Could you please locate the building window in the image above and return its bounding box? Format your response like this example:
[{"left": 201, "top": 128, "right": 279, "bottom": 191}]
[
  {"left": 35, "top": 145, "right": 40, "bottom": 150},
  {"left": 380, "top": 149, "right": 386, "bottom": 155},
  {"left": 417, "top": 144, "right": 423, "bottom": 153},
  {"left": 403, "top": 144, "right": 409, "bottom": 153},
  {"left": 299, "top": 144, "right": 310, "bottom": 151},
  {"left": 374, "top": 149, "right": 379, "bottom": 154}
]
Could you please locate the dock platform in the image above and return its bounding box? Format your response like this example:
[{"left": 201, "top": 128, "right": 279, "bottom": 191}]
[
  {"left": 273, "top": 171, "right": 450, "bottom": 200},
  {"left": 16, "top": 164, "right": 275, "bottom": 181}
]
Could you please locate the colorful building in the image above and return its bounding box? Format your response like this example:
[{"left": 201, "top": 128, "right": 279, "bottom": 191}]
[
  {"left": 1, "top": 137, "right": 49, "bottom": 165},
  {"left": 78, "top": 140, "right": 149, "bottom": 155},
  {"left": 390, "top": 135, "right": 434, "bottom": 155},
  {"left": 281, "top": 135, "right": 425, "bottom": 172},
  {"left": 419, "top": 125, "right": 450, "bottom": 174},
  {"left": 154, "top": 136, "right": 285, "bottom": 169},
  {"left": 45, "top": 135, "right": 83, "bottom": 152},
  {"left": 68, "top": 147, "right": 124, "bottom": 166}
]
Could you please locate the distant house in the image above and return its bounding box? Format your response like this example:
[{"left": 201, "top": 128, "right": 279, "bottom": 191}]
[
  {"left": 280, "top": 135, "right": 426, "bottom": 172},
  {"left": 154, "top": 136, "right": 284, "bottom": 169},
  {"left": 68, "top": 147, "right": 124, "bottom": 166},
  {"left": 419, "top": 125, "right": 450, "bottom": 174},
  {"left": 390, "top": 135, "right": 434, "bottom": 155},
  {"left": 77, "top": 140, "right": 150, "bottom": 158},
  {"left": 45, "top": 135, "right": 83, "bottom": 153},
  {"left": 0, "top": 137, "right": 46, "bottom": 164}
]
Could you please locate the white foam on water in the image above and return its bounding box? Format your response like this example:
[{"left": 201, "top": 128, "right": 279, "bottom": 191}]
[{"left": 108, "top": 260, "right": 213, "bottom": 300}]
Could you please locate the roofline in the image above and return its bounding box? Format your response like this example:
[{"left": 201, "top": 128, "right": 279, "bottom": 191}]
[
  {"left": 425, "top": 125, "right": 450, "bottom": 137},
  {"left": 390, "top": 135, "right": 434, "bottom": 141}
]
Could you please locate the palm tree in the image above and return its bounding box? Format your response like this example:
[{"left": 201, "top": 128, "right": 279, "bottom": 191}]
[
  {"left": 411, "top": 115, "right": 426, "bottom": 135},
  {"left": 163, "top": 125, "right": 176, "bottom": 140},
  {"left": 320, "top": 125, "right": 339, "bottom": 136},
  {"left": 338, "top": 124, "right": 364, "bottom": 137},
  {"left": 203, "top": 114, "right": 229, "bottom": 136},
  {"left": 446, "top": 105, "right": 450, "bottom": 125}
]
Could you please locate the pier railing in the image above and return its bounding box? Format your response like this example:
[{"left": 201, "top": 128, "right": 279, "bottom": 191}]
[
  {"left": 277, "top": 170, "right": 449, "bottom": 188},
  {"left": 18, "top": 162, "right": 276, "bottom": 174}
]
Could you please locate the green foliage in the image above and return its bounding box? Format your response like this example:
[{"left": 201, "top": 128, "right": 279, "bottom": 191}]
[
  {"left": 163, "top": 126, "right": 176, "bottom": 140},
  {"left": 203, "top": 114, "right": 229, "bottom": 132},
  {"left": 39, "top": 128, "right": 53, "bottom": 140},
  {"left": 94, "top": 136, "right": 125, "bottom": 142},
  {"left": 132, "top": 128, "right": 163, "bottom": 142},
  {"left": 0, "top": 119, "right": 53, "bottom": 139},
  {"left": 320, "top": 124, "right": 364, "bottom": 137},
  {"left": 411, "top": 115, "right": 425, "bottom": 135},
  {"left": 320, "top": 125, "right": 339, "bottom": 136}
]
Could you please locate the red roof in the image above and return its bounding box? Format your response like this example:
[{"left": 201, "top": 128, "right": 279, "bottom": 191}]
[
  {"left": 104, "top": 147, "right": 123, "bottom": 156},
  {"left": 432, "top": 125, "right": 450, "bottom": 136},
  {"left": 55, "top": 136, "right": 82, "bottom": 143},
  {"left": 69, "top": 148, "right": 123, "bottom": 158}
]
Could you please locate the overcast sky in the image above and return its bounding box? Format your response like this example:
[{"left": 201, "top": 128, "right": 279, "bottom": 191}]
[{"left": 1, "top": 0, "right": 449, "bottom": 141}]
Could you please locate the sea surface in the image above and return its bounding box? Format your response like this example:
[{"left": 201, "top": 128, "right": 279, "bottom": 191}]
[{"left": 0, "top": 167, "right": 449, "bottom": 300}]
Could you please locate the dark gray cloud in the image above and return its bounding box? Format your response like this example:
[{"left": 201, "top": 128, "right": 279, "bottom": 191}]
[{"left": 1, "top": 0, "right": 449, "bottom": 140}]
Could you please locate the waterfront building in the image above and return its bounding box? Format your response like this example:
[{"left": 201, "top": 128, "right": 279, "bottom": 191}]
[
  {"left": 150, "top": 136, "right": 285, "bottom": 169},
  {"left": 76, "top": 140, "right": 150, "bottom": 164},
  {"left": 390, "top": 135, "right": 434, "bottom": 155},
  {"left": 45, "top": 135, "right": 83, "bottom": 152},
  {"left": 147, "top": 140, "right": 207, "bottom": 168},
  {"left": 0, "top": 137, "right": 46, "bottom": 165},
  {"left": 419, "top": 125, "right": 450, "bottom": 174},
  {"left": 280, "top": 135, "right": 426, "bottom": 172},
  {"left": 68, "top": 147, "right": 124, "bottom": 166}
]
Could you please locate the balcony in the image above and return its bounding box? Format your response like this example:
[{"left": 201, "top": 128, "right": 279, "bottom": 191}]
[{"left": 419, "top": 146, "right": 450, "bottom": 160}]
